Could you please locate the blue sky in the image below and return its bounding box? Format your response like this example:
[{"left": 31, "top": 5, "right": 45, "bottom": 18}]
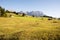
[{"left": 0, "top": 0, "right": 60, "bottom": 18}]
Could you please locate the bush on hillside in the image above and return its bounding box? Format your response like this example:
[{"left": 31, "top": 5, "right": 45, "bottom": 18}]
[
  {"left": 58, "top": 18, "right": 60, "bottom": 20},
  {"left": 48, "top": 18, "right": 52, "bottom": 20},
  {"left": 43, "top": 15, "right": 53, "bottom": 18}
]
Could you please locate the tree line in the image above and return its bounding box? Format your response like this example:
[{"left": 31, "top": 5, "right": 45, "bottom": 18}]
[
  {"left": 0, "top": 6, "right": 26, "bottom": 17},
  {"left": 0, "top": 6, "right": 60, "bottom": 20}
]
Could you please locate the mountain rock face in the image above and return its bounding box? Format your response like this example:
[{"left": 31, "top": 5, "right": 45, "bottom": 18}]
[
  {"left": 26, "top": 11, "right": 45, "bottom": 17},
  {"left": 17, "top": 11, "right": 45, "bottom": 17}
]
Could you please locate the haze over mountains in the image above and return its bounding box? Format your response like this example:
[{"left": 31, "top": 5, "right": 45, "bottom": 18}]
[{"left": 18, "top": 11, "right": 45, "bottom": 17}]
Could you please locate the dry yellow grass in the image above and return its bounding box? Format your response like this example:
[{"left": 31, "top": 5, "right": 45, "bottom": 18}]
[{"left": 0, "top": 17, "right": 60, "bottom": 40}]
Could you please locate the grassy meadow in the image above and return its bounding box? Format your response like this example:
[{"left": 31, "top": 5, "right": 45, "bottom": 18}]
[{"left": 0, "top": 17, "right": 60, "bottom": 40}]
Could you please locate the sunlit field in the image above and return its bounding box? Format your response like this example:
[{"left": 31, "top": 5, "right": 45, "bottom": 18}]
[{"left": 0, "top": 17, "right": 60, "bottom": 40}]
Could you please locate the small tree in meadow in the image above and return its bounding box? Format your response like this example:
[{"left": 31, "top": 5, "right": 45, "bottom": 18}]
[{"left": 0, "top": 6, "right": 6, "bottom": 17}]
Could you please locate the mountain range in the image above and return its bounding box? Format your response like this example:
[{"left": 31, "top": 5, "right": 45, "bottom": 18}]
[{"left": 26, "top": 11, "right": 45, "bottom": 17}]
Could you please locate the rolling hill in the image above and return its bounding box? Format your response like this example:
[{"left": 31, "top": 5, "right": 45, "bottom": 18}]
[{"left": 0, "top": 17, "right": 60, "bottom": 40}]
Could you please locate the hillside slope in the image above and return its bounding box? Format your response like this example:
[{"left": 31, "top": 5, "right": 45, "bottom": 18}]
[{"left": 0, "top": 17, "right": 60, "bottom": 40}]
